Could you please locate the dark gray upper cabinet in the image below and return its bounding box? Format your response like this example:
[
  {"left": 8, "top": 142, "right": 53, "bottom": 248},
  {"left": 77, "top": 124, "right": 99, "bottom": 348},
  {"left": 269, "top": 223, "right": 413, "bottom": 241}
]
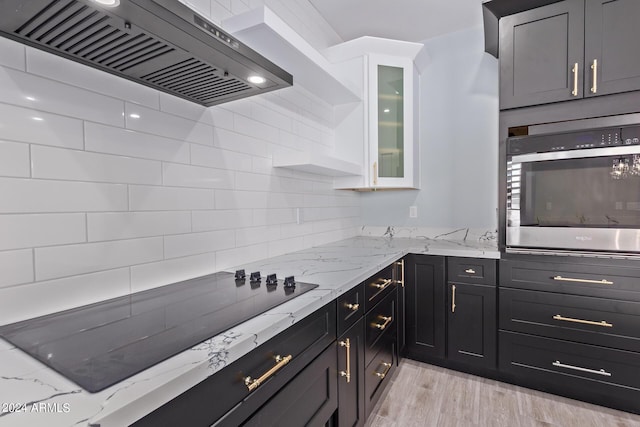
[
  {"left": 499, "top": 0, "right": 640, "bottom": 109},
  {"left": 584, "top": 0, "right": 640, "bottom": 98},
  {"left": 499, "top": 0, "right": 585, "bottom": 109}
]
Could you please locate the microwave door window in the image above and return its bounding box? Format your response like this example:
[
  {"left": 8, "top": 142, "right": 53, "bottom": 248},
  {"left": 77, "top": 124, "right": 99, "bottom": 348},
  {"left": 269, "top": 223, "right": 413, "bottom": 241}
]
[{"left": 519, "top": 156, "right": 640, "bottom": 228}]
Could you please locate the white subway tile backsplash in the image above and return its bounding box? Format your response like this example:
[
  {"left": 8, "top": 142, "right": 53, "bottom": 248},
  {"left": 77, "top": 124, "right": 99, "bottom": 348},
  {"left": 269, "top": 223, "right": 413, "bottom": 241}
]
[
  {"left": 215, "top": 189, "right": 268, "bottom": 209},
  {"left": 252, "top": 208, "right": 295, "bottom": 226},
  {"left": 0, "top": 67, "right": 124, "bottom": 127},
  {"left": 162, "top": 163, "right": 234, "bottom": 189},
  {"left": 158, "top": 94, "right": 234, "bottom": 129},
  {"left": 0, "top": 103, "right": 83, "bottom": 149},
  {"left": 230, "top": 0, "right": 250, "bottom": 13},
  {"left": 129, "top": 185, "right": 215, "bottom": 211},
  {"left": 236, "top": 226, "right": 280, "bottom": 247},
  {"left": 251, "top": 102, "right": 293, "bottom": 132},
  {"left": 125, "top": 103, "right": 214, "bottom": 146},
  {"left": 268, "top": 237, "right": 305, "bottom": 258},
  {"left": 26, "top": 48, "right": 159, "bottom": 108},
  {"left": 213, "top": 127, "right": 269, "bottom": 158},
  {"left": 88, "top": 212, "right": 191, "bottom": 242},
  {"left": 0, "top": 178, "right": 128, "bottom": 213},
  {"left": 0, "top": 214, "right": 86, "bottom": 251},
  {"left": 179, "top": 0, "right": 211, "bottom": 18},
  {"left": 0, "top": 37, "right": 25, "bottom": 70},
  {"left": 31, "top": 146, "right": 162, "bottom": 185},
  {"left": 85, "top": 122, "right": 190, "bottom": 164},
  {"left": 190, "top": 144, "right": 252, "bottom": 172},
  {"left": 0, "top": 269, "right": 130, "bottom": 324},
  {"left": 0, "top": 141, "right": 29, "bottom": 177},
  {"left": 235, "top": 172, "right": 313, "bottom": 193},
  {"left": 164, "top": 230, "right": 235, "bottom": 259},
  {"left": 280, "top": 222, "right": 314, "bottom": 239},
  {"left": 192, "top": 209, "right": 253, "bottom": 232},
  {"left": 130, "top": 253, "right": 216, "bottom": 293},
  {"left": 0, "top": 249, "right": 33, "bottom": 288},
  {"left": 35, "top": 237, "right": 164, "bottom": 281},
  {"left": 234, "top": 114, "right": 280, "bottom": 144},
  {"left": 215, "top": 243, "right": 268, "bottom": 271}
]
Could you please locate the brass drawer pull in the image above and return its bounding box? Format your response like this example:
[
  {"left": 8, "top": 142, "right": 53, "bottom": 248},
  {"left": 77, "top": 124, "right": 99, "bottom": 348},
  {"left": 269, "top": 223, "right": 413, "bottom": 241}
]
[
  {"left": 571, "top": 62, "right": 579, "bottom": 96},
  {"left": 373, "top": 315, "right": 393, "bottom": 330},
  {"left": 552, "top": 275, "right": 613, "bottom": 285},
  {"left": 396, "top": 259, "right": 405, "bottom": 287},
  {"left": 373, "top": 161, "right": 378, "bottom": 186},
  {"left": 591, "top": 59, "right": 598, "bottom": 94},
  {"left": 374, "top": 362, "right": 392, "bottom": 379},
  {"left": 339, "top": 339, "right": 351, "bottom": 383},
  {"left": 345, "top": 302, "right": 360, "bottom": 311},
  {"left": 552, "top": 360, "right": 611, "bottom": 377},
  {"left": 373, "top": 278, "right": 393, "bottom": 290},
  {"left": 243, "top": 354, "right": 292, "bottom": 391},
  {"left": 553, "top": 314, "right": 613, "bottom": 328},
  {"left": 464, "top": 268, "right": 476, "bottom": 274},
  {"left": 451, "top": 285, "right": 456, "bottom": 313}
]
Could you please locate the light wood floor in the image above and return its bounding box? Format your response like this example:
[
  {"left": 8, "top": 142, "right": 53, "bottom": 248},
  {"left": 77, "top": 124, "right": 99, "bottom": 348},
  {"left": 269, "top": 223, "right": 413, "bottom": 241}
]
[{"left": 367, "top": 359, "right": 640, "bottom": 427}]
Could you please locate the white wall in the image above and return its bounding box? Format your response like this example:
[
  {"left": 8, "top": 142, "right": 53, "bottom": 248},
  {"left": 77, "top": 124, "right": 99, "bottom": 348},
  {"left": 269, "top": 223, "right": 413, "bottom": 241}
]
[
  {"left": 0, "top": 3, "right": 357, "bottom": 324},
  {"left": 359, "top": 26, "right": 499, "bottom": 230}
]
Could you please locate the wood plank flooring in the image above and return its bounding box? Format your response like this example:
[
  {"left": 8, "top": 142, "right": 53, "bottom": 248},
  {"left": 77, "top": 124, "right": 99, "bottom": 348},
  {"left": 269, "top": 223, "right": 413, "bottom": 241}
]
[{"left": 366, "top": 359, "right": 640, "bottom": 427}]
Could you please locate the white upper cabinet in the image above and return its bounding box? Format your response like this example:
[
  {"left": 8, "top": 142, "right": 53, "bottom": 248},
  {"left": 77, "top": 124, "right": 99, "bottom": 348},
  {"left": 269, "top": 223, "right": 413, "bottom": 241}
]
[{"left": 329, "top": 38, "right": 422, "bottom": 190}]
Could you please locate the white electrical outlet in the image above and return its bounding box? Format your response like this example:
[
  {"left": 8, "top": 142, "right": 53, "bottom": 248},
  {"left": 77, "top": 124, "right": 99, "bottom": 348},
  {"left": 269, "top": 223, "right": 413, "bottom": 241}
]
[{"left": 409, "top": 206, "right": 418, "bottom": 218}]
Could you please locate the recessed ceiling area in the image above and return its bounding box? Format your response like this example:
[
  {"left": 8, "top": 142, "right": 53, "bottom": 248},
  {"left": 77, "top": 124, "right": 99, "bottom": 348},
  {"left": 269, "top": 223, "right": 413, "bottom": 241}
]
[{"left": 308, "top": 0, "right": 483, "bottom": 43}]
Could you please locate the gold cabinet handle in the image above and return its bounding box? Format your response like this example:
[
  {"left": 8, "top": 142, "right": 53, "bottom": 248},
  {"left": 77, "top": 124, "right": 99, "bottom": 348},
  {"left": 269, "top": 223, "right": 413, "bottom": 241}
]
[
  {"left": 591, "top": 59, "right": 598, "bottom": 93},
  {"left": 345, "top": 302, "right": 360, "bottom": 311},
  {"left": 464, "top": 268, "right": 476, "bottom": 274},
  {"left": 553, "top": 275, "right": 613, "bottom": 285},
  {"left": 451, "top": 284, "right": 456, "bottom": 313},
  {"left": 373, "top": 161, "right": 378, "bottom": 186},
  {"left": 571, "top": 62, "right": 579, "bottom": 96},
  {"left": 373, "top": 278, "right": 393, "bottom": 290},
  {"left": 374, "top": 361, "right": 392, "bottom": 379},
  {"left": 373, "top": 315, "right": 392, "bottom": 330},
  {"left": 339, "top": 339, "right": 351, "bottom": 383},
  {"left": 553, "top": 314, "right": 613, "bottom": 328},
  {"left": 396, "top": 259, "right": 405, "bottom": 287},
  {"left": 243, "top": 354, "right": 292, "bottom": 391},
  {"left": 552, "top": 360, "right": 611, "bottom": 377}
]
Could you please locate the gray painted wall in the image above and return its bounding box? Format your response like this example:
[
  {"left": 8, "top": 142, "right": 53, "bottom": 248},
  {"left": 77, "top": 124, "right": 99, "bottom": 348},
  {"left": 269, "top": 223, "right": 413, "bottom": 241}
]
[{"left": 360, "top": 26, "right": 499, "bottom": 230}]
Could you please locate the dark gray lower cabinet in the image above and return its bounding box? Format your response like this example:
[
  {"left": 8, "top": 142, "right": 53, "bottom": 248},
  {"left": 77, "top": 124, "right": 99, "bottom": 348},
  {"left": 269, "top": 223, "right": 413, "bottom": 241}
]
[
  {"left": 447, "top": 282, "right": 496, "bottom": 369},
  {"left": 337, "top": 319, "right": 365, "bottom": 427}
]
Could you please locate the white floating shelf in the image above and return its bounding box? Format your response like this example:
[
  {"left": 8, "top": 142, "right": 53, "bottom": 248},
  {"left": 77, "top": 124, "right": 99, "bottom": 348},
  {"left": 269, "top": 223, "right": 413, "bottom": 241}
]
[
  {"left": 223, "top": 7, "right": 360, "bottom": 105},
  {"left": 273, "top": 153, "right": 362, "bottom": 177}
]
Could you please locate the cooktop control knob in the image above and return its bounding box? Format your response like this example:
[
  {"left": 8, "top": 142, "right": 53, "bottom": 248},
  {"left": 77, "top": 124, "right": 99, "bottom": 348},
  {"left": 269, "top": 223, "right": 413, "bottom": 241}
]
[
  {"left": 266, "top": 274, "right": 278, "bottom": 286},
  {"left": 235, "top": 269, "right": 246, "bottom": 281},
  {"left": 283, "top": 276, "right": 296, "bottom": 288},
  {"left": 250, "top": 271, "right": 261, "bottom": 282}
]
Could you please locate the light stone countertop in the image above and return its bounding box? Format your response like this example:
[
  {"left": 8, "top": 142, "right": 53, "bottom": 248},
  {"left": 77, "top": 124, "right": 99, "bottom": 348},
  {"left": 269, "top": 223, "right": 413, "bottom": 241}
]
[{"left": 0, "top": 235, "right": 498, "bottom": 427}]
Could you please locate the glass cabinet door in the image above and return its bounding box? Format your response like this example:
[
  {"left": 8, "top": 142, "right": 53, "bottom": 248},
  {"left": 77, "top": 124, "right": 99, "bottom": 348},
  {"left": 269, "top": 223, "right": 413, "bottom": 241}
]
[{"left": 369, "top": 54, "right": 415, "bottom": 188}]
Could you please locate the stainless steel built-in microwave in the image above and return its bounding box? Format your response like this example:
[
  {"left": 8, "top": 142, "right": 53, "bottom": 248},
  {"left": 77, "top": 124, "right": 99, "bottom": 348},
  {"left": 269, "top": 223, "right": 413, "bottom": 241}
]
[{"left": 506, "top": 124, "right": 640, "bottom": 254}]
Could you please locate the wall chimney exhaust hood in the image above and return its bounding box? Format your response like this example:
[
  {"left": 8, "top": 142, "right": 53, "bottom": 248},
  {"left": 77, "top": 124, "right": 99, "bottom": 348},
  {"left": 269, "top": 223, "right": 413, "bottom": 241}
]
[{"left": 0, "top": 0, "right": 293, "bottom": 106}]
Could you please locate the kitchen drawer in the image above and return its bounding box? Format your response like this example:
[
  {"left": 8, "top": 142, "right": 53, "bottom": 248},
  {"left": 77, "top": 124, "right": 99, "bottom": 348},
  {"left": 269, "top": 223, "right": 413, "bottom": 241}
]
[
  {"left": 364, "top": 332, "right": 396, "bottom": 417},
  {"left": 500, "top": 258, "right": 640, "bottom": 301},
  {"left": 132, "top": 302, "right": 336, "bottom": 427},
  {"left": 237, "top": 342, "right": 338, "bottom": 427},
  {"left": 365, "top": 289, "right": 396, "bottom": 367},
  {"left": 499, "top": 331, "right": 640, "bottom": 413},
  {"left": 364, "top": 264, "right": 395, "bottom": 311},
  {"left": 337, "top": 282, "right": 365, "bottom": 336},
  {"left": 500, "top": 288, "right": 640, "bottom": 352},
  {"left": 448, "top": 257, "right": 496, "bottom": 285}
]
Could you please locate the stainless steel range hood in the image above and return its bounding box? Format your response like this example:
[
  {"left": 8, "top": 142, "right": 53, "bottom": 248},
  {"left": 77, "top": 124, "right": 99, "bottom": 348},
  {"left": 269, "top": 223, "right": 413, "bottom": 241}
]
[{"left": 0, "top": 0, "right": 293, "bottom": 106}]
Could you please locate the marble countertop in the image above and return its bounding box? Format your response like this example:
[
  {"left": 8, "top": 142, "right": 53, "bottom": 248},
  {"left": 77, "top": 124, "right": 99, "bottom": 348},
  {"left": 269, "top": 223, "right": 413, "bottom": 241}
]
[{"left": 0, "top": 236, "right": 498, "bottom": 427}]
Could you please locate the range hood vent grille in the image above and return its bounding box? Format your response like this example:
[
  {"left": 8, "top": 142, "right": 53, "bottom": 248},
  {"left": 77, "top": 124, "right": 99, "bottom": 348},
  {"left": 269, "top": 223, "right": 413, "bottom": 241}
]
[{"left": 1, "top": 0, "right": 290, "bottom": 106}]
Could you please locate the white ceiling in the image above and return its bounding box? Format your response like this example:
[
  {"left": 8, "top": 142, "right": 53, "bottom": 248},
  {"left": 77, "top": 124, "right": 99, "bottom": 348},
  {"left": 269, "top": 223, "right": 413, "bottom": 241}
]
[{"left": 308, "top": 0, "right": 484, "bottom": 43}]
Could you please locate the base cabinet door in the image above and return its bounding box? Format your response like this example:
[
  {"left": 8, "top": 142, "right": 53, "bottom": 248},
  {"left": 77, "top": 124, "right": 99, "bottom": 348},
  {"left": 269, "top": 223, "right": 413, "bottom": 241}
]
[
  {"left": 337, "top": 319, "right": 365, "bottom": 427},
  {"left": 243, "top": 342, "right": 338, "bottom": 427},
  {"left": 405, "top": 254, "right": 446, "bottom": 361},
  {"left": 447, "top": 282, "right": 496, "bottom": 369}
]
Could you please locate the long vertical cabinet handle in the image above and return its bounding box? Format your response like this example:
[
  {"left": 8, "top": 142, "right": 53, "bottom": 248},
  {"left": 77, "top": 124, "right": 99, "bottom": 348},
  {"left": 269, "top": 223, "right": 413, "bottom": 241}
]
[
  {"left": 373, "top": 162, "right": 378, "bottom": 186},
  {"left": 571, "top": 63, "right": 579, "bottom": 96},
  {"left": 591, "top": 59, "right": 598, "bottom": 93},
  {"left": 339, "top": 339, "right": 351, "bottom": 383},
  {"left": 395, "top": 259, "right": 405, "bottom": 287},
  {"left": 451, "top": 285, "right": 456, "bottom": 313}
]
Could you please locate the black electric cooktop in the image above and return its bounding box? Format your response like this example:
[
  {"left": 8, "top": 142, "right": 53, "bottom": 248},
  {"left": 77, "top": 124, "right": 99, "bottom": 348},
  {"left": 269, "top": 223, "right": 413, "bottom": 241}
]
[{"left": 0, "top": 271, "right": 317, "bottom": 392}]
